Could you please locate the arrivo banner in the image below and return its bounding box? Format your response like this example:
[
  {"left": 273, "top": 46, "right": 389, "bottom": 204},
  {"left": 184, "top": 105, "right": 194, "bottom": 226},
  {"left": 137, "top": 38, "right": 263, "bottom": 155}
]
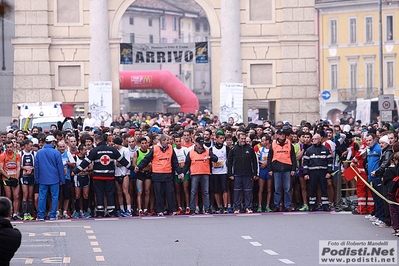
[{"left": 120, "top": 42, "right": 208, "bottom": 64}]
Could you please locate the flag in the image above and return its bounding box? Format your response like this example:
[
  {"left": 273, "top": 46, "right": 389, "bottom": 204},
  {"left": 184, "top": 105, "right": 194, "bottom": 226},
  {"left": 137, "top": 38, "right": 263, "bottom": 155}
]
[{"left": 342, "top": 166, "right": 359, "bottom": 181}]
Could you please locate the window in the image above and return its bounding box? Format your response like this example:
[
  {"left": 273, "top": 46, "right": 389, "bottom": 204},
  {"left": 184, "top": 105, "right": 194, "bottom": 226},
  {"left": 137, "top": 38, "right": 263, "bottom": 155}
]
[
  {"left": 330, "top": 19, "right": 337, "bottom": 45},
  {"left": 130, "top": 33, "right": 135, "bottom": 43},
  {"left": 160, "top": 16, "right": 165, "bottom": 29},
  {"left": 149, "top": 35, "right": 154, "bottom": 43},
  {"left": 330, "top": 64, "right": 338, "bottom": 90},
  {"left": 387, "top": 61, "right": 394, "bottom": 88},
  {"left": 203, "top": 22, "right": 209, "bottom": 32},
  {"left": 349, "top": 18, "right": 357, "bottom": 44},
  {"left": 350, "top": 63, "right": 357, "bottom": 88},
  {"left": 195, "top": 22, "right": 200, "bottom": 32},
  {"left": 173, "top": 17, "right": 178, "bottom": 31},
  {"left": 365, "top": 63, "right": 373, "bottom": 89},
  {"left": 188, "top": 23, "right": 191, "bottom": 30},
  {"left": 161, "top": 38, "right": 167, "bottom": 43},
  {"left": 148, "top": 18, "right": 153, "bottom": 27},
  {"left": 129, "top": 17, "right": 134, "bottom": 25},
  {"left": 249, "top": 0, "right": 272, "bottom": 21},
  {"left": 386, "top": 15, "right": 394, "bottom": 41},
  {"left": 180, "top": 32, "right": 184, "bottom": 43},
  {"left": 188, "top": 33, "right": 191, "bottom": 42},
  {"left": 250, "top": 63, "right": 274, "bottom": 86},
  {"left": 365, "top": 17, "right": 373, "bottom": 43}
]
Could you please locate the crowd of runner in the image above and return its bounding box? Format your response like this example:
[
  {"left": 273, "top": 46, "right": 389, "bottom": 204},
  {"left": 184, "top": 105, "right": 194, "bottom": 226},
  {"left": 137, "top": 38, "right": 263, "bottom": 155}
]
[{"left": 1, "top": 110, "right": 398, "bottom": 236}]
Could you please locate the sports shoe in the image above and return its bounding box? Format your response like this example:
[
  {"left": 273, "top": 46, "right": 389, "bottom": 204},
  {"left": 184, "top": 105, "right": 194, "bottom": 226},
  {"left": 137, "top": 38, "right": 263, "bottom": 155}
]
[
  {"left": 234, "top": 210, "right": 240, "bottom": 214},
  {"left": 157, "top": 212, "right": 164, "bottom": 217},
  {"left": 195, "top": 206, "right": 200, "bottom": 214},
  {"left": 138, "top": 209, "right": 143, "bottom": 216},
  {"left": 24, "top": 214, "right": 34, "bottom": 221},
  {"left": 185, "top": 207, "right": 190, "bottom": 215},
  {"left": 72, "top": 211, "right": 80, "bottom": 219},
  {"left": 394, "top": 230, "right": 399, "bottom": 237},
  {"left": 83, "top": 212, "right": 91, "bottom": 218},
  {"left": 246, "top": 208, "right": 253, "bottom": 214},
  {"left": 265, "top": 206, "right": 272, "bottom": 212},
  {"left": 378, "top": 222, "right": 389, "bottom": 228},
  {"left": 204, "top": 209, "right": 210, "bottom": 214},
  {"left": 369, "top": 216, "right": 378, "bottom": 222},
  {"left": 227, "top": 207, "right": 233, "bottom": 213},
  {"left": 257, "top": 206, "right": 262, "bottom": 213},
  {"left": 121, "top": 210, "right": 131, "bottom": 217},
  {"left": 36, "top": 218, "right": 45, "bottom": 221},
  {"left": 299, "top": 205, "right": 309, "bottom": 211},
  {"left": 223, "top": 208, "right": 228, "bottom": 214},
  {"left": 12, "top": 214, "right": 23, "bottom": 221},
  {"left": 50, "top": 217, "right": 57, "bottom": 221},
  {"left": 177, "top": 207, "right": 183, "bottom": 215},
  {"left": 172, "top": 211, "right": 178, "bottom": 216},
  {"left": 372, "top": 220, "right": 384, "bottom": 226},
  {"left": 63, "top": 211, "right": 70, "bottom": 219},
  {"left": 365, "top": 214, "right": 374, "bottom": 219}
]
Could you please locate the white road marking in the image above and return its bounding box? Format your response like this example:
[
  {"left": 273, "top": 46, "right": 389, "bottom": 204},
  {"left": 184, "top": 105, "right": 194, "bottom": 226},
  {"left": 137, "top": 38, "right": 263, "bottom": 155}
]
[
  {"left": 94, "top": 218, "right": 118, "bottom": 221},
  {"left": 188, "top": 215, "right": 214, "bottom": 218},
  {"left": 25, "top": 258, "right": 33, "bottom": 264},
  {"left": 263, "top": 249, "right": 279, "bottom": 255},
  {"left": 241, "top": 236, "right": 252, "bottom": 240},
  {"left": 93, "top": 248, "right": 102, "bottom": 253},
  {"left": 63, "top": 257, "right": 71, "bottom": 263},
  {"left": 330, "top": 211, "right": 351, "bottom": 214},
  {"left": 84, "top": 226, "right": 91, "bottom": 229},
  {"left": 250, "top": 242, "right": 262, "bottom": 246},
  {"left": 46, "top": 219, "right": 72, "bottom": 223},
  {"left": 86, "top": 230, "right": 94, "bottom": 234},
  {"left": 88, "top": 235, "right": 97, "bottom": 240},
  {"left": 142, "top": 216, "right": 166, "bottom": 219},
  {"left": 96, "top": 256, "right": 105, "bottom": 262},
  {"left": 282, "top": 212, "right": 308, "bottom": 215},
  {"left": 90, "top": 241, "right": 99, "bottom": 246},
  {"left": 60, "top": 232, "right": 66, "bottom": 236},
  {"left": 28, "top": 233, "right": 35, "bottom": 237},
  {"left": 279, "top": 258, "right": 295, "bottom": 264}
]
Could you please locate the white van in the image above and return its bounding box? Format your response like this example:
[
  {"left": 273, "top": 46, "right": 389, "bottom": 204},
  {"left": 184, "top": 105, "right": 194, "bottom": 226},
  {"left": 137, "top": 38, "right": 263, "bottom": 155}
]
[
  {"left": 31, "top": 117, "right": 72, "bottom": 132},
  {"left": 18, "top": 102, "right": 68, "bottom": 131},
  {"left": 356, "top": 97, "right": 399, "bottom": 124}
]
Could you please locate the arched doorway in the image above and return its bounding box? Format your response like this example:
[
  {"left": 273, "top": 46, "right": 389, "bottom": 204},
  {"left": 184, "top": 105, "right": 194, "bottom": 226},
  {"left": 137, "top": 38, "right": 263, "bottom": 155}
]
[{"left": 108, "top": 0, "right": 221, "bottom": 114}]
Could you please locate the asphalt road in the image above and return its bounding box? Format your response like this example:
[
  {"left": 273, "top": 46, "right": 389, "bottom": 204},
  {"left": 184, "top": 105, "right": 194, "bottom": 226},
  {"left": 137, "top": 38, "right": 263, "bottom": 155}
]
[{"left": 10, "top": 211, "right": 398, "bottom": 266}]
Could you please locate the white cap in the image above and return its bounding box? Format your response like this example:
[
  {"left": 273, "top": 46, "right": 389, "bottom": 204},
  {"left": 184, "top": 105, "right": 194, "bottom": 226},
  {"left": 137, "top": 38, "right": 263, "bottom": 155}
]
[
  {"left": 379, "top": 135, "right": 390, "bottom": 145},
  {"left": 31, "top": 138, "right": 39, "bottom": 145},
  {"left": 343, "top": 125, "right": 351, "bottom": 133},
  {"left": 45, "top": 135, "right": 56, "bottom": 142}
]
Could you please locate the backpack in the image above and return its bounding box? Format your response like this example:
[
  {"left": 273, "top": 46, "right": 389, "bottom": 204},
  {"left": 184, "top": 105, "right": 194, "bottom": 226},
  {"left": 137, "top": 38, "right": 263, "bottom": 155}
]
[{"left": 387, "top": 176, "right": 399, "bottom": 202}]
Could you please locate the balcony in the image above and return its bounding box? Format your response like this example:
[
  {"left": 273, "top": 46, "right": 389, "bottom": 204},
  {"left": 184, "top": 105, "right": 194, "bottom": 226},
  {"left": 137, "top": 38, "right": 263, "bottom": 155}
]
[{"left": 337, "top": 87, "right": 379, "bottom": 102}]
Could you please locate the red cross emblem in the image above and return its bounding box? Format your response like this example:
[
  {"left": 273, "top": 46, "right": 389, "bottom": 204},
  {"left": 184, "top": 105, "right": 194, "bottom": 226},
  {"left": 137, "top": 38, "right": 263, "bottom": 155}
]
[{"left": 100, "top": 155, "right": 111, "bottom": 165}]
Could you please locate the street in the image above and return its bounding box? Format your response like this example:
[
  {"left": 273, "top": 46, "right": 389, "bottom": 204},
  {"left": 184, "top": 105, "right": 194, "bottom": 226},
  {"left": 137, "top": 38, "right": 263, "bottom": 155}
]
[{"left": 10, "top": 211, "right": 397, "bottom": 266}]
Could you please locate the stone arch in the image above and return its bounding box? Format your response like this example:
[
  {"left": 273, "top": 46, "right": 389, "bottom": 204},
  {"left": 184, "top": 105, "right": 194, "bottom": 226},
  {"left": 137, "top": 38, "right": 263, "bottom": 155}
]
[{"left": 109, "top": 0, "right": 221, "bottom": 39}]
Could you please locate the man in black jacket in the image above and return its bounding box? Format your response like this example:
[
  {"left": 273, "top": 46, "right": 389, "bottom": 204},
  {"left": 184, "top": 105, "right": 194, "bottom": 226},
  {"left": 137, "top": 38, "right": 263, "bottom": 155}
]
[
  {"left": 0, "top": 196, "right": 21, "bottom": 266},
  {"left": 303, "top": 133, "right": 333, "bottom": 211},
  {"left": 73, "top": 134, "right": 134, "bottom": 217},
  {"left": 227, "top": 133, "right": 258, "bottom": 214}
]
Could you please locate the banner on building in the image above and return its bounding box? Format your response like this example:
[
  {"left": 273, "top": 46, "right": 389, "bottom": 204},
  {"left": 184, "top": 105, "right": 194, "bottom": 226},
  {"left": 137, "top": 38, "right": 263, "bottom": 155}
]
[
  {"left": 88, "top": 81, "right": 113, "bottom": 127},
  {"left": 120, "top": 42, "right": 209, "bottom": 64},
  {"left": 219, "top": 83, "right": 243, "bottom": 124}
]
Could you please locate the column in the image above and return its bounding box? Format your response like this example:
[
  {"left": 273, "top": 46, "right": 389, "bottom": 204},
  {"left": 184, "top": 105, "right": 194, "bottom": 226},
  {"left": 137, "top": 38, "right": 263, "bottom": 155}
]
[
  {"left": 89, "top": 0, "right": 111, "bottom": 81},
  {"left": 220, "top": 0, "right": 242, "bottom": 83}
]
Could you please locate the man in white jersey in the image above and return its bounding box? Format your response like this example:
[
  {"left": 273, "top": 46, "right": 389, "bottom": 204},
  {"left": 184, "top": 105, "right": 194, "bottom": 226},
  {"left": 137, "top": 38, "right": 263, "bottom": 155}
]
[
  {"left": 113, "top": 137, "right": 133, "bottom": 216},
  {"left": 173, "top": 134, "right": 190, "bottom": 214},
  {"left": 210, "top": 131, "right": 230, "bottom": 214}
]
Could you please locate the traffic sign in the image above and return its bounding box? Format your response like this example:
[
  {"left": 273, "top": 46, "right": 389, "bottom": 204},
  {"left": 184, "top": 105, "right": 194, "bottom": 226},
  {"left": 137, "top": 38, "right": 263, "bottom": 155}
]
[
  {"left": 380, "top": 111, "right": 392, "bottom": 122},
  {"left": 321, "top": 91, "right": 331, "bottom": 100},
  {"left": 378, "top": 94, "right": 394, "bottom": 111}
]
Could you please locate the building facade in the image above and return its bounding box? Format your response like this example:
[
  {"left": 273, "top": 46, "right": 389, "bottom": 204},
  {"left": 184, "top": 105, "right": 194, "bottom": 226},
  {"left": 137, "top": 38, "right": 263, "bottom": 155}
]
[
  {"left": 11, "top": 0, "right": 319, "bottom": 125},
  {"left": 316, "top": 0, "right": 399, "bottom": 123}
]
